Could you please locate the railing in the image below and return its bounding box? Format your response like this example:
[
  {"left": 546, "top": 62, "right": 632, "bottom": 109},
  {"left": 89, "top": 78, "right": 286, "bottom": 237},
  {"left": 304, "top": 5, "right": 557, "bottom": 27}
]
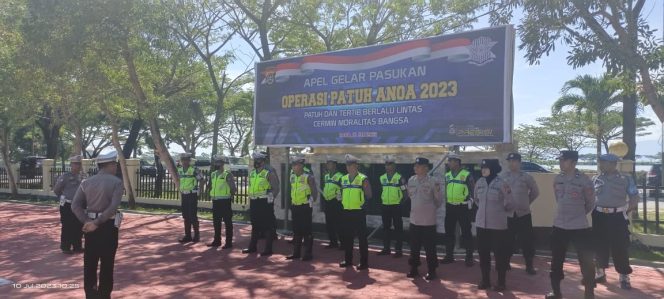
[
  {"left": 0, "top": 168, "right": 8, "bottom": 189},
  {"left": 50, "top": 168, "right": 98, "bottom": 188},
  {"left": 135, "top": 168, "right": 249, "bottom": 207},
  {"left": 17, "top": 169, "right": 43, "bottom": 190},
  {"left": 637, "top": 177, "right": 663, "bottom": 234}
]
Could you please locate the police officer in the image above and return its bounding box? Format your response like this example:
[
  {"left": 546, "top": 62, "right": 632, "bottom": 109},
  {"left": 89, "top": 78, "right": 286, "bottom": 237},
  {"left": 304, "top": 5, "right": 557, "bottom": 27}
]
[
  {"left": 474, "top": 159, "right": 514, "bottom": 292},
  {"left": 287, "top": 155, "right": 318, "bottom": 261},
  {"left": 322, "top": 157, "right": 344, "bottom": 249},
  {"left": 54, "top": 155, "right": 85, "bottom": 254},
  {"left": 406, "top": 157, "right": 443, "bottom": 280},
  {"left": 243, "top": 151, "right": 280, "bottom": 256},
  {"left": 339, "top": 154, "right": 372, "bottom": 270},
  {"left": 442, "top": 154, "right": 475, "bottom": 266},
  {"left": 378, "top": 155, "right": 407, "bottom": 257},
  {"left": 207, "top": 155, "right": 237, "bottom": 249},
  {"left": 501, "top": 152, "right": 539, "bottom": 275},
  {"left": 592, "top": 153, "right": 639, "bottom": 290},
  {"left": 177, "top": 153, "right": 205, "bottom": 243},
  {"left": 71, "top": 151, "right": 124, "bottom": 299},
  {"left": 546, "top": 150, "right": 596, "bottom": 299}
]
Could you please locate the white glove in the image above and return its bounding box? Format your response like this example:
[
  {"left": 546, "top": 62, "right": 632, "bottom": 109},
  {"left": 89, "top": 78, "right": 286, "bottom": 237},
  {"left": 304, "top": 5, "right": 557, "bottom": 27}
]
[
  {"left": 267, "top": 193, "right": 274, "bottom": 204},
  {"left": 308, "top": 196, "right": 313, "bottom": 207},
  {"left": 467, "top": 200, "right": 473, "bottom": 210},
  {"left": 336, "top": 193, "right": 342, "bottom": 201}
]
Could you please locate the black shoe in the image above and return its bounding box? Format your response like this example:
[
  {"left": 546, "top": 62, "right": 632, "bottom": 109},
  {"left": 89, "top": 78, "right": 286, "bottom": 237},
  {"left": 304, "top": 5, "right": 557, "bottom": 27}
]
[
  {"left": 584, "top": 288, "right": 594, "bottom": 299},
  {"left": 595, "top": 275, "right": 607, "bottom": 283},
  {"left": 207, "top": 241, "right": 221, "bottom": 247},
  {"left": 478, "top": 281, "right": 491, "bottom": 290},
  {"left": 178, "top": 236, "right": 193, "bottom": 243},
  {"left": 440, "top": 256, "right": 454, "bottom": 264},
  {"left": 377, "top": 249, "right": 390, "bottom": 256},
  {"left": 492, "top": 284, "right": 506, "bottom": 292},
  {"left": 393, "top": 251, "right": 403, "bottom": 258},
  {"left": 73, "top": 248, "right": 84, "bottom": 254},
  {"left": 242, "top": 248, "right": 257, "bottom": 254},
  {"left": 260, "top": 251, "right": 273, "bottom": 257},
  {"left": 356, "top": 263, "right": 369, "bottom": 270},
  {"left": 406, "top": 269, "right": 419, "bottom": 278},
  {"left": 465, "top": 257, "right": 474, "bottom": 267},
  {"left": 325, "top": 243, "right": 338, "bottom": 249},
  {"left": 526, "top": 266, "right": 537, "bottom": 275},
  {"left": 286, "top": 255, "right": 301, "bottom": 260},
  {"left": 424, "top": 272, "right": 437, "bottom": 281},
  {"left": 545, "top": 292, "right": 562, "bottom": 299},
  {"left": 192, "top": 236, "right": 200, "bottom": 243},
  {"left": 506, "top": 263, "right": 512, "bottom": 270},
  {"left": 221, "top": 243, "right": 233, "bottom": 249},
  {"left": 339, "top": 261, "right": 352, "bottom": 268},
  {"left": 301, "top": 255, "right": 313, "bottom": 261},
  {"left": 62, "top": 249, "right": 74, "bottom": 255}
]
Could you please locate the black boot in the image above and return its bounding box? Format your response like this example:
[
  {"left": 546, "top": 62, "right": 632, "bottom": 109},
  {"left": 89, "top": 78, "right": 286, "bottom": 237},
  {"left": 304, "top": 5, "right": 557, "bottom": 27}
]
[
  {"left": 222, "top": 234, "right": 233, "bottom": 249},
  {"left": 378, "top": 231, "right": 391, "bottom": 255},
  {"left": 407, "top": 267, "right": 419, "bottom": 278},
  {"left": 525, "top": 258, "right": 537, "bottom": 275},
  {"left": 179, "top": 222, "right": 192, "bottom": 243},
  {"left": 545, "top": 279, "right": 562, "bottom": 299},
  {"left": 465, "top": 252, "right": 474, "bottom": 267},
  {"left": 286, "top": 235, "right": 302, "bottom": 260},
  {"left": 207, "top": 239, "right": 221, "bottom": 247},
  {"left": 394, "top": 239, "right": 403, "bottom": 258},
  {"left": 425, "top": 266, "right": 437, "bottom": 280},
  {"left": 192, "top": 223, "right": 200, "bottom": 243},
  {"left": 302, "top": 235, "right": 314, "bottom": 261},
  {"left": 261, "top": 229, "right": 274, "bottom": 256},
  {"left": 493, "top": 271, "right": 506, "bottom": 292},
  {"left": 479, "top": 264, "right": 491, "bottom": 290},
  {"left": 242, "top": 230, "right": 258, "bottom": 253}
]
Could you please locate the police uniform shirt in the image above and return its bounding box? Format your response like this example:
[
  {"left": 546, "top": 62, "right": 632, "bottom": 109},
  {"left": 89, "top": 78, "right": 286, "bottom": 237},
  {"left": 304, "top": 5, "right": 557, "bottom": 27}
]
[
  {"left": 553, "top": 170, "right": 595, "bottom": 230},
  {"left": 407, "top": 175, "right": 443, "bottom": 226},
  {"left": 54, "top": 172, "right": 84, "bottom": 200},
  {"left": 500, "top": 170, "right": 539, "bottom": 217},
  {"left": 593, "top": 172, "right": 639, "bottom": 208},
  {"left": 71, "top": 169, "right": 124, "bottom": 226},
  {"left": 474, "top": 177, "right": 514, "bottom": 230},
  {"left": 211, "top": 170, "right": 238, "bottom": 197},
  {"left": 263, "top": 165, "right": 281, "bottom": 197}
]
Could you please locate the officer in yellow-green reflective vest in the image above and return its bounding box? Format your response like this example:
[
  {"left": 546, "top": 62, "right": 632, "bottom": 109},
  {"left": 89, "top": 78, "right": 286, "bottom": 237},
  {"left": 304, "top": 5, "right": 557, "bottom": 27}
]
[
  {"left": 177, "top": 152, "right": 205, "bottom": 244},
  {"left": 286, "top": 155, "right": 318, "bottom": 261},
  {"left": 322, "top": 156, "right": 344, "bottom": 249},
  {"left": 442, "top": 154, "right": 476, "bottom": 267},
  {"left": 206, "top": 155, "right": 237, "bottom": 249},
  {"left": 242, "top": 151, "right": 280, "bottom": 256},
  {"left": 377, "top": 155, "right": 408, "bottom": 257},
  {"left": 338, "top": 154, "right": 373, "bottom": 270}
]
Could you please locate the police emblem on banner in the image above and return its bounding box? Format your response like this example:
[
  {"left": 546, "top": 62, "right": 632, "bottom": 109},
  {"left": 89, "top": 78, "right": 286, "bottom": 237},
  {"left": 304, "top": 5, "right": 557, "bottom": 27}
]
[
  {"left": 468, "top": 36, "right": 497, "bottom": 66},
  {"left": 262, "top": 67, "right": 276, "bottom": 85}
]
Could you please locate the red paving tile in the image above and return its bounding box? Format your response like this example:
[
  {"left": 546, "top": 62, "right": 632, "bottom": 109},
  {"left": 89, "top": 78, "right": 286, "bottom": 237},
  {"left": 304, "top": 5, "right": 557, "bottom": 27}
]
[{"left": 0, "top": 201, "right": 663, "bottom": 299}]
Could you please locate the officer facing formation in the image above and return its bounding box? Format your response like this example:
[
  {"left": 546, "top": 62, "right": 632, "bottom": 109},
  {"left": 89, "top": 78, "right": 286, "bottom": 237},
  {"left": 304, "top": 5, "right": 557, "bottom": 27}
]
[
  {"left": 207, "top": 155, "right": 237, "bottom": 249},
  {"left": 442, "top": 154, "right": 475, "bottom": 266},
  {"left": 592, "top": 153, "right": 639, "bottom": 290},
  {"left": 339, "top": 154, "right": 373, "bottom": 270},
  {"left": 322, "top": 157, "right": 344, "bottom": 249},
  {"left": 287, "top": 155, "right": 318, "bottom": 261},
  {"left": 474, "top": 159, "right": 514, "bottom": 292},
  {"left": 54, "top": 155, "right": 85, "bottom": 254},
  {"left": 546, "top": 150, "right": 596, "bottom": 299},
  {"left": 406, "top": 157, "right": 442, "bottom": 280},
  {"left": 501, "top": 153, "right": 539, "bottom": 275},
  {"left": 177, "top": 153, "right": 205, "bottom": 243},
  {"left": 378, "top": 155, "right": 407, "bottom": 257},
  {"left": 243, "top": 151, "right": 280, "bottom": 256},
  {"left": 71, "top": 151, "right": 124, "bottom": 299}
]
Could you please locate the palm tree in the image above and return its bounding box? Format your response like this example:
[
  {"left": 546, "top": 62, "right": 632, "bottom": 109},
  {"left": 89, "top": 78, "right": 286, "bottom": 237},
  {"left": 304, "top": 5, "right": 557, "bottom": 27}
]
[{"left": 552, "top": 74, "right": 622, "bottom": 164}]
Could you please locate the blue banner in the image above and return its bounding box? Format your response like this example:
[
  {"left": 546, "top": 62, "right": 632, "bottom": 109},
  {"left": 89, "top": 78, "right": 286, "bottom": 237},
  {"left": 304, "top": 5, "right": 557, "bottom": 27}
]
[{"left": 254, "top": 26, "right": 515, "bottom": 146}]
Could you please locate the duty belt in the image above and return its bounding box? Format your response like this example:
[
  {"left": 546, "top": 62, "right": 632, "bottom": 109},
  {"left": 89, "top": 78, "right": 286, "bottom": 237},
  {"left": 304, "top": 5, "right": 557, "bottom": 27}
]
[
  {"left": 249, "top": 196, "right": 267, "bottom": 200},
  {"left": 448, "top": 200, "right": 470, "bottom": 206},
  {"left": 212, "top": 196, "right": 231, "bottom": 200},
  {"left": 595, "top": 206, "right": 627, "bottom": 213},
  {"left": 181, "top": 190, "right": 198, "bottom": 195},
  {"left": 87, "top": 212, "right": 115, "bottom": 220}
]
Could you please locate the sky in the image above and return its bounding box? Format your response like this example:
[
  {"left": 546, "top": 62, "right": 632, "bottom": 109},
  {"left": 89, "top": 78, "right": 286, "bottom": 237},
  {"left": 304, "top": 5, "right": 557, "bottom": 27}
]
[{"left": 178, "top": 1, "right": 664, "bottom": 158}]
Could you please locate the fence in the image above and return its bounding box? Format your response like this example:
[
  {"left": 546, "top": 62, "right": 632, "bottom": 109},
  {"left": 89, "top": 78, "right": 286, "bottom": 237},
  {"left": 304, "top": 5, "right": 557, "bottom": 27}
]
[{"left": 637, "top": 177, "right": 663, "bottom": 234}]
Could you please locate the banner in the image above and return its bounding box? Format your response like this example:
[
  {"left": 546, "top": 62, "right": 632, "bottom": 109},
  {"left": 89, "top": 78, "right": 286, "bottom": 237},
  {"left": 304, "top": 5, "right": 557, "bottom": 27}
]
[{"left": 254, "top": 26, "right": 515, "bottom": 146}]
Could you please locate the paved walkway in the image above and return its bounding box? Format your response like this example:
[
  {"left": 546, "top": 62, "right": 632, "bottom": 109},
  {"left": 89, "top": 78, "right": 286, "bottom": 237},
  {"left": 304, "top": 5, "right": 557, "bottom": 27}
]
[{"left": 1, "top": 201, "right": 663, "bottom": 299}]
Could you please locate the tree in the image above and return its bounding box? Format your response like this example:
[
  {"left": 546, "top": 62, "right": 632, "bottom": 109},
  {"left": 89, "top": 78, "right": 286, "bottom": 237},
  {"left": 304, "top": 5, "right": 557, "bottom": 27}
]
[
  {"left": 537, "top": 112, "right": 593, "bottom": 152},
  {"left": 596, "top": 111, "right": 655, "bottom": 153},
  {"left": 513, "top": 124, "right": 556, "bottom": 163},
  {"left": 219, "top": 90, "right": 254, "bottom": 156},
  {"left": 553, "top": 74, "right": 622, "bottom": 160},
  {"left": 492, "top": 0, "right": 664, "bottom": 161}
]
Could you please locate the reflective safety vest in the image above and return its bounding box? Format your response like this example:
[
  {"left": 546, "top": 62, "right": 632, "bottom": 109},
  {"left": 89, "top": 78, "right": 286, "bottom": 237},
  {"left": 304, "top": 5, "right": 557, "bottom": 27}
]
[
  {"left": 341, "top": 173, "right": 367, "bottom": 210},
  {"left": 210, "top": 170, "right": 231, "bottom": 199},
  {"left": 248, "top": 168, "right": 271, "bottom": 197},
  {"left": 178, "top": 166, "right": 198, "bottom": 192},
  {"left": 323, "top": 172, "right": 343, "bottom": 200},
  {"left": 290, "top": 173, "right": 312, "bottom": 205},
  {"left": 380, "top": 172, "right": 403, "bottom": 205},
  {"left": 446, "top": 169, "right": 470, "bottom": 203}
]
